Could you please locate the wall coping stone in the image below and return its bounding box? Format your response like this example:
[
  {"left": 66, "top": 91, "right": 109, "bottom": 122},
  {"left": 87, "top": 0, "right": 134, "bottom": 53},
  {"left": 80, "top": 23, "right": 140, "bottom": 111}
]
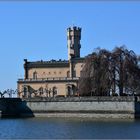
[{"left": 22, "top": 96, "right": 136, "bottom": 102}]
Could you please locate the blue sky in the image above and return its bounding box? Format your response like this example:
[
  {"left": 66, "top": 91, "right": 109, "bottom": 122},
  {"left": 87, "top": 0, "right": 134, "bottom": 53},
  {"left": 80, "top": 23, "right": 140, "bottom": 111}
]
[{"left": 0, "top": 1, "right": 140, "bottom": 91}]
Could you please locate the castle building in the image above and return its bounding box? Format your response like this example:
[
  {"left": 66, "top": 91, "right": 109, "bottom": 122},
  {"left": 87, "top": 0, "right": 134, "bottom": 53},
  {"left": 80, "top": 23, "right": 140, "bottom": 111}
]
[{"left": 17, "top": 26, "right": 84, "bottom": 98}]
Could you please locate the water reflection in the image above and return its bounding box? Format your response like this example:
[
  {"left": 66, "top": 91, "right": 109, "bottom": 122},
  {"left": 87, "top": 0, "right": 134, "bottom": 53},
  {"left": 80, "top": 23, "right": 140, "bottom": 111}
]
[{"left": 0, "top": 117, "right": 139, "bottom": 139}]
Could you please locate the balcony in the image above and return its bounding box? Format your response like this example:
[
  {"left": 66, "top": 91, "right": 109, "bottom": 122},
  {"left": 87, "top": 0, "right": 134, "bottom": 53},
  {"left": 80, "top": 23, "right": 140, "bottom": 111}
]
[{"left": 18, "top": 77, "right": 79, "bottom": 83}]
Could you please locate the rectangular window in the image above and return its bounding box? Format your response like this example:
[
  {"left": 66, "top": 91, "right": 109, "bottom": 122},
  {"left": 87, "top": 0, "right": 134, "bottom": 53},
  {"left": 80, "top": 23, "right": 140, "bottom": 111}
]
[{"left": 73, "top": 71, "right": 76, "bottom": 77}]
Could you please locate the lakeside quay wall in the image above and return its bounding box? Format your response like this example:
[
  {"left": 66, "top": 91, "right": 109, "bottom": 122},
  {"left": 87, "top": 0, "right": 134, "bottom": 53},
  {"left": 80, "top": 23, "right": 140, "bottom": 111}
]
[{"left": 0, "top": 96, "right": 140, "bottom": 119}]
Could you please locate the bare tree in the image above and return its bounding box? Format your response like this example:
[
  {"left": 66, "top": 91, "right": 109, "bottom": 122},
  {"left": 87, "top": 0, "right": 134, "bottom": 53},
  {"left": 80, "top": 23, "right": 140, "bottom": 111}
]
[
  {"left": 79, "top": 48, "right": 111, "bottom": 96},
  {"left": 79, "top": 46, "right": 140, "bottom": 96}
]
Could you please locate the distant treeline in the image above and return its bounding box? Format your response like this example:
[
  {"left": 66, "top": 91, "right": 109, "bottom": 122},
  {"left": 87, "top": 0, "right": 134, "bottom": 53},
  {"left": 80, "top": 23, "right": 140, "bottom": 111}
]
[{"left": 79, "top": 46, "right": 140, "bottom": 96}]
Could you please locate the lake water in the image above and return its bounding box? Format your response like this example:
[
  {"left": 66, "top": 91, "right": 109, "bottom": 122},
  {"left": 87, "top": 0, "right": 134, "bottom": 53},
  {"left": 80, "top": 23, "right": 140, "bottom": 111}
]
[{"left": 0, "top": 117, "right": 140, "bottom": 139}]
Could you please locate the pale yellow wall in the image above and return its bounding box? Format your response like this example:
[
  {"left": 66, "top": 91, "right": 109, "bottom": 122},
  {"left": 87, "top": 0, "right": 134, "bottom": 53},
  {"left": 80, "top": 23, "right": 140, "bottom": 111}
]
[
  {"left": 18, "top": 83, "right": 46, "bottom": 98},
  {"left": 18, "top": 83, "right": 45, "bottom": 91},
  {"left": 27, "top": 61, "right": 84, "bottom": 79},
  {"left": 28, "top": 67, "right": 69, "bottom": 79},
  {"left": 18, "top": 81, "right": 77, "bottom": 98},
  {"left": 73, "top": 62, "right": 84, "bottom": 77},
  {"left": 18, "top": 60, "right": 84, "bottom": 98}
]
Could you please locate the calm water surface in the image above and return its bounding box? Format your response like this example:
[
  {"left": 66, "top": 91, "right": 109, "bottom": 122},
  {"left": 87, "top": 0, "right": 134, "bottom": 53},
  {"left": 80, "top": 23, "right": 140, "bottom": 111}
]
[{"left": 0, "top": 117, "right": 140, "bottom": 139}]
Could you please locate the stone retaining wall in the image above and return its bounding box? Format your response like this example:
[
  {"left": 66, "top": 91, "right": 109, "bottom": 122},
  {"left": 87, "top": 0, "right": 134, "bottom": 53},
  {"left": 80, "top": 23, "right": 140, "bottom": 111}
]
[
  {"left": 23, "top": 96, "right": 136, "bottom": 119},
  {"left": 0, "top": 96, "right": 139, "bottom": 119}
]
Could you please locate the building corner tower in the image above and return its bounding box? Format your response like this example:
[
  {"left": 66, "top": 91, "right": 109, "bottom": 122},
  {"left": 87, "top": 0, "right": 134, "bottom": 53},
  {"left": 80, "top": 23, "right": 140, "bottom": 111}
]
[{"left": 67, "top": 26, "right": 81, "bottom": 60}]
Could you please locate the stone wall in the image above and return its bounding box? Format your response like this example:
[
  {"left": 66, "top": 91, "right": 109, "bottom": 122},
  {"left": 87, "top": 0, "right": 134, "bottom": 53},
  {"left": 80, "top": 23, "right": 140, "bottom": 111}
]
[
  {"left": 0, "top": 98, "right": 34, "bottom": 117},
  {"left": 0, "top": 96, "right": 139, "bottom": 119},
  {"left": 24, "top": 96, "right": 137, "bottom": 119},
  {"left": 25, "top": 96, "right": 135, "bottom": 102}
]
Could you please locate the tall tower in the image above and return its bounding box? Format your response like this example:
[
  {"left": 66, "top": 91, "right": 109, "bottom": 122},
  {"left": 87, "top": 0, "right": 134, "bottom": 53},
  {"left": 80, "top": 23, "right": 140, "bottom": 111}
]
[{"left": 67, "top": 26, "right": 81, "bottom": 60}]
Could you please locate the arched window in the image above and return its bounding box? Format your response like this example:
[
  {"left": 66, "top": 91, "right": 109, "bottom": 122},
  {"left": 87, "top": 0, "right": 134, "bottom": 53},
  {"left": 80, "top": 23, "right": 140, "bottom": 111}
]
[
  {"left": 67, "top": 71, "right": 70, "bottom": 78},
  {"left": 52, "top": 86, "right": 57, "bottom": 97},
  {"left": 72, "top": 85, "right": 76, "bottom": 95},
  {"left": 33, "top": 71, "right": 37, "bottom": 79},
  {"left": 66, "top": 85, "right": 76, "bottom": 97},
  {"left": 39, "top": 87, "right": 43, "bottom": 95},
  {"left": 67, "top": 86, "right": 71, "bottom": 96},
  {"left": 23, "top": 86, "right": 28, "bottom": 98}
]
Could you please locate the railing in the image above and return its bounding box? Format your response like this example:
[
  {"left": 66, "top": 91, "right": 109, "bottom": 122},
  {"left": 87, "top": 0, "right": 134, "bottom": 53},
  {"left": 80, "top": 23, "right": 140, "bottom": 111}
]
[{"left": 18, "top": 77, "right": 79, "bottom": 82}]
